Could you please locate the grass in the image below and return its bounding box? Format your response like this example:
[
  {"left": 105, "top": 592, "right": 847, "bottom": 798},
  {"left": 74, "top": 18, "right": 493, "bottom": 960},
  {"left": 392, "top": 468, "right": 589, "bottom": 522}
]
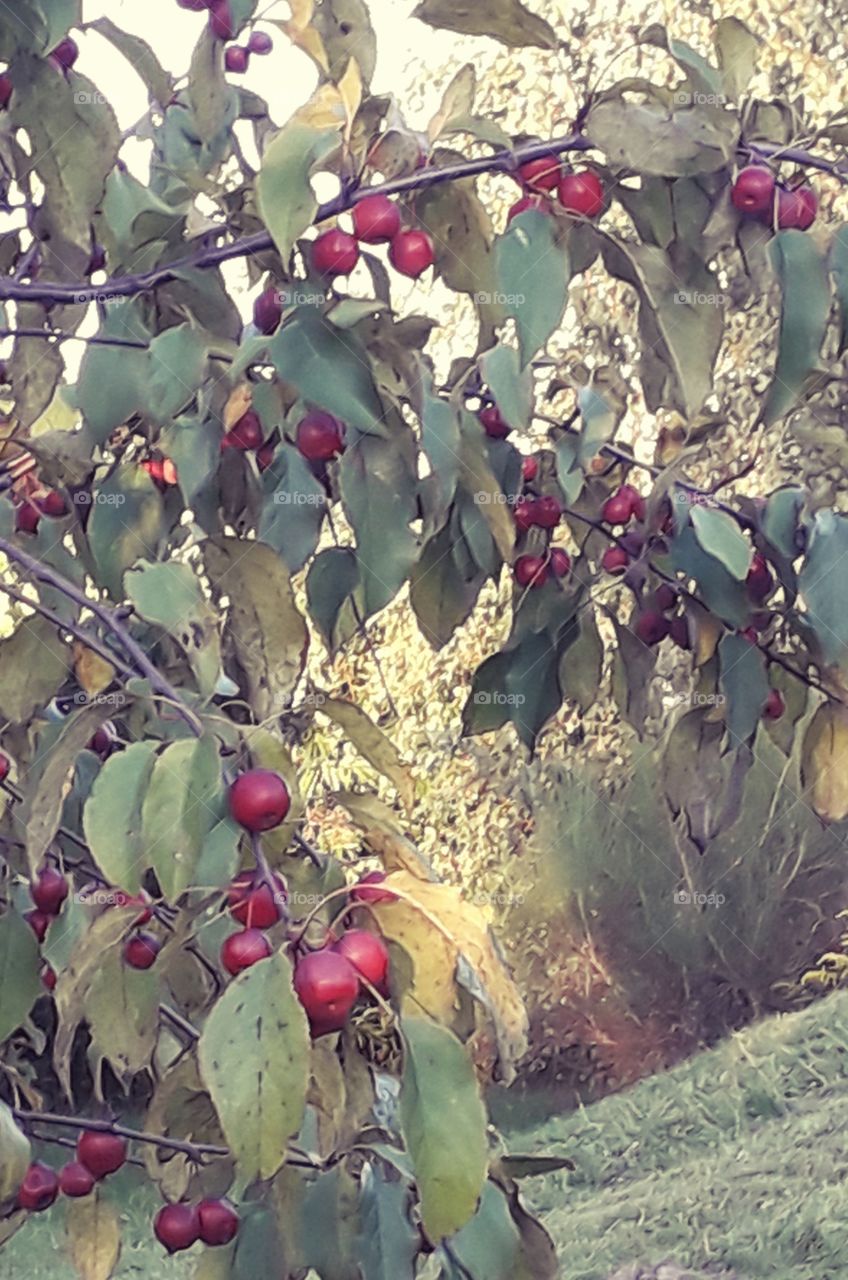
[
  {"left": 3, "top": 993, "right": 847, "bottom": 1279},
  {"left": 500, "top": 990, "right": 848, "bottom": 1279}
]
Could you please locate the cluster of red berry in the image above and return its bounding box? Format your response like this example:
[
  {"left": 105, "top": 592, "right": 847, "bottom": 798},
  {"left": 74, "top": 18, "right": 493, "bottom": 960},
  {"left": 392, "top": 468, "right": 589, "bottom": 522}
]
[
  {"left": 731, "top": 165, "right": 817, "bottom": 230},
  {"left": 508, "top": 154, "right": 605, "bottom": 224}
]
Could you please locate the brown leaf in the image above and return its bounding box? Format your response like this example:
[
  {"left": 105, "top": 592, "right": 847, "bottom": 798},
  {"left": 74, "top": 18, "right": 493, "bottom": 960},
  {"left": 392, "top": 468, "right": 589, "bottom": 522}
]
[
  {"left": 801, "top": 701, "right": 848, "bottom": 823},
  {"left": 319, "top": 698, "right": 416, "bottom": 809},
  {"left": 66, "top": 1191, "right": 121, "bottom": 1280},
  {"left": 72, "top": 642, "right": 115, "bottom": 696}
]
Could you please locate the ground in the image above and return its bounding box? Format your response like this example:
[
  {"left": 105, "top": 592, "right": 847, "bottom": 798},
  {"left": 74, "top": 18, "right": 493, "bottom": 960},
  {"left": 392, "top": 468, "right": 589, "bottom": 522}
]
[{"left": 3, "top": 991, "right": 847, "bottom": 1278}]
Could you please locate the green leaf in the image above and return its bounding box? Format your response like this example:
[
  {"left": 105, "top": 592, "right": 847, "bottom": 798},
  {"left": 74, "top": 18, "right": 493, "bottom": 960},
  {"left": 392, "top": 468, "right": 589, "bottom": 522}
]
[
  {"left": 828, "top": 224, "right": 848, "bottom": 354},
  {"left": 463, "top": 629, "right": 566, "bottom": 748},
  {"left": 306, "top": 549, "right": 361, "bottom": 654},
  {"left": 206, "top": 538, "right": 309, "bottom": 720},
  {"left": 319, "top": 698, "right": 415, "bottom": 809},
  {"left": 495, "top": 210, "right": 569, "bottom": 366},
  {"left": 412, "top": 0, "right": 557, "bottom": 49},
  {"left": 610, "top": 616, "right": 657, "bottom": 737},
  {"left": 9, "top": 53, "right": 119, "bottom": 255},
  {"left": 479, "top": 342, "right": 532, "bottom": 431},
  {"left": 75, "top": 301, "right": 150, "bottom": 441},
  {"left": 0, "top": 615, "right": 69, "bottom": 724},
  {"left": 8, "top": 305, "right": 64, "bottom": 429},
  {"left": 86, "top": 466, "right": 167, "bottom": 600},
  {"left": 24, "top": 702, "right": 113, "bottom": 878},
  {"left": 0, "top": 1102, "right": 30, "bottom": 1205},
  {"left": 188, "top": 25, "right": 236, "bottom": 143},
  {"left": 198, "top": 950, "right": 309, "bottom": 1182},
  {"left": 399, "top": 1017, "right": 488, "bottom": 1242},
  {"left": 718, "top": 633, "right": 769, "bottom": 743},
  {"left": 258, "top": 444, "right": 327, "bottom": 574},
  {"left": 410, "top": 524, "right": 486, "bottom": 650},
  {"left": 415, "top": 179, "right": 500, "bottom": 323},
  {"left": 713, "top": 16, "right": 757, "bottom": 100},
  {"left": 418, "top": 387, "right": 461, "bottom": 534},
  {"left": 83, "top": 743, "right": 158, "bottom": 895},
  {"left": 585, "top": 97, "right": 738, "bottom": 177},
  {"left": 671, "top": 525, "right": 749, "bottom": 627},
  {"left": 339, "top": 435, "right": 418, "bottom": 618},
  {"left": 799, "top": 510, "right": 848, "bottom": 669},
  {"left": 356, "top": 1163, "right": 419, "bottom": 1280},
  {"left": 762, "top": 485, "right": 804, "bottom": 562},
  {"left": 458, "top": 418, "right": 515, "bottom": 563},
  {"left": 0, "top": 911, "right": 41, "bottom": 1043},
  {"left": 643, "top": 27, "right": 721, "bottom": 96},
  {"left": 141, "top": 736, "right": 223, "bottom": 900},
  {"left": 142, "top": 325, "right": 209, "bottom": 426},
  {"left": 269, "top": 308, "right": 385, "bottom": 433},
  {"left": 446, "top": 1180, "right": 521, "bottom": 1280},
  {"left": 125, "top": 560, "right": 221, "bottom": 698},
  {"left": 257, "top": 124, "right": 340, "bottom": 264},
  {"left": 690, "top": 505, "right": 752, "bottom": 580},
  {"left": 86, "top": 947, "right": 160, "bottom": 1084},
  {"left": 762, "top": 231, "right": 830, "bottom": 426},
  {"left": 313, "top": 0, "right": 377, "bottom": 85},
  {"left": 160, "top": 416, "right": 220, "bottom": 509},
  {"left": 89, "top": 16, "right": 174, "bottom": 106},
  {"left": 298, "top": 1165, "right": 360, "bottom": 1279},
  {"left": 559, "top": 609, "right": 603, "bottom": 713}
]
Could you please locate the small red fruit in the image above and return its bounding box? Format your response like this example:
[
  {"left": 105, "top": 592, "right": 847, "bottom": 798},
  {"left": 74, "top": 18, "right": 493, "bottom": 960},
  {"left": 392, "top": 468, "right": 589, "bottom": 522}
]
[
  {"left": 654, "top": 583, "right": 677, "bottom": 613},
  {"left": 351, "top": 871, "right": 397, "bottom": 904},
  {"left": 49, "top": 37, "right": 79, "bottom": 71},
  {"left": 154, "top": 1203, "right": 201, "bottom": 1254},
  {"left": 746, "top": 552, "right": 773, "bottom": 603},
  {"left": 507, "top": 194, "right": 551, "bottom": 223},
  {"left": 740, "top": 626, "right": 759, "bottom": 645},
  {"left": 602, "top": 484, "right": 643, "bottom": 525},
  {"left": 514, "top": 497, "right": 537, "bottom": 533},
  {"left": 77, "top": 1130, "right": 128, "bottom": 1179},
  {"left": 352, "top": 193, "right": 401, "bottom": 244},
  {"left": 763, "top": 688, "right": 785, "bottom": 721},
  {"left": 224, "top": 45, "right": 249, "bottom": 73},
  {"left": 24, "top": 910, "right": 50, "bottom": 943},
  {"left": 248, "top": 31, "right": 273, "bottom": 54},
  {"left": 333, "top": 929, "right": 390, "bottom": 994},
  {"left": 253, "top": 285, "right": 283, "bottom": 335},
  {"left": 112, "top": 890, "right": 153, "bottom": 925},
  {"left": 59, "top": 1161, "right": 95, "bottom": 1199},
  {"left": 88, "top": 724, "right": 116, "bottom": 759},
  {"left": 227, "top": 868, "right": 287, "bottom": 928},
  {"left": 514, "top": 555, "right": 548, "bottom": 588},
  {"left": 41, "top": 963, "right": 57, "bottom": 991},
  {"left": 312, "top": 228, "right": 359, "bottom": 276},
  {"left": 558, "top": 170, "right": 604, "bottom": 217},
  {"left": 38, "top": 490, "right": 67, "bottom": 517},
  {"left": 521, "top": 455, "right": 538, "bottom": 482},
  {"left": 229, "top": 769, "right": 291, "bottom": 832},
  {"left": 602, "top": 545, "right": 630, "bottom": 574},
  {"left": 0, "top": 75, "right": 12, "bottom": 110},
  {"left": 517, "top": 155, "right": 561, "bottom": 192},
  {"left": 669, "top": 615, "right": 690, "bottom": 650},
  {"left": 296, "top": 410, "right": 345, "bottom": 462},
  {"left": 549, "top": 548, "right": 571, "bottom": 578},
  {"left": 225, "top": 410, "right": 264, "bottom": 452},
  {"left": 208, "top": 0, "right": 234, "bottom": 40},
  {"left": 777, "top": 186, "right": 817, "bottom": 231},
  {"left": 197, "top": 1198, "right": 240, "bottom": 1246},
  {"left": 0, "top": 751, "right": 10, "bottom": 782},
  {"left": 31, "top": 866, "right": 69, "bottom": 916},
  {"left": 634, "top": 610, "right": 669, "bottom": 646},
  {"left": 17, "top": 1162, "right": 59, "bottom": 1212},
  {"left": 294, "top": 949, "right": 359, "bottom": 1036},
  {"left": 731, "top": 166, "right": 775, "bottom": 215},
  {"left": 533, "top": 495, "right": 562, "bottom": 529},
  {"left": 479, "top": 405, "right": 510, "bottom": 439},
  {"left": 388, "top": 229, "right": 435, "bottom": 278},
  {"left": 220, "top": 929, "right": 272, "bottom": 976},
  {"left": 15, "top": 501, "right": 40, "bottom": 535},
  {"left": 124, "top": 932, "right": 161, "bottom": 970}
]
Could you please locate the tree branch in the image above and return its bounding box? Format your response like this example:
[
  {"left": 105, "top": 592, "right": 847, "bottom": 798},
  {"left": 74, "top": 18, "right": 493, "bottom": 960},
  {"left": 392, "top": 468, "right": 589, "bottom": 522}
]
[{"left": 0, "top": 537, "right": 204, "bottom": 736}]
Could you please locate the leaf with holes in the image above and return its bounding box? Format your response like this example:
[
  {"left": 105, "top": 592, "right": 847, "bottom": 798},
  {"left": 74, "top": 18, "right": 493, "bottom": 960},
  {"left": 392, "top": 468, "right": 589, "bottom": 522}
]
[{"left": 125, "top": 560, "right": 221, "bottom": 698}]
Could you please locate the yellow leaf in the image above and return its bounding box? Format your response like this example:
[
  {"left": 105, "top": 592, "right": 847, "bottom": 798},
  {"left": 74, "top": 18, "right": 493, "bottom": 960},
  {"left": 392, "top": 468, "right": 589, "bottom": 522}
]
[
  {"left": 223, "top": 384, "right": 252, "bottom": 431},
  {"left": 273, "top": 0, "right": 329, "bottom": 75},
  {"left": 372, "top": 871, "right": 528, "bottom": 1080},
  {"left": 73, "top": 642, "right": 115, "bottom": 696},
  {"left": 66, "top": 1193, "right": 121, "bottom": 1280},
  {"left": 801, "top": 701, "right": 848, "bottom": 822},
  {"left": 336, "top": 57, "right": 362, "bottom": 139},
  {"left": 292, "top": 80, "right": 347, "bottom": 130}
]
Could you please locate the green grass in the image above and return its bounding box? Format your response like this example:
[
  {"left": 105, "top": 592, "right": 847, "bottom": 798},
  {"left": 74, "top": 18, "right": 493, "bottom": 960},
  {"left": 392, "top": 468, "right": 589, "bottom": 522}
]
[
  {"left": 501, "top": 990, "right": 848, "bottom": 1279},
  {"left": 4, "top": 994, "right": 847, "bottom": 1279}
]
